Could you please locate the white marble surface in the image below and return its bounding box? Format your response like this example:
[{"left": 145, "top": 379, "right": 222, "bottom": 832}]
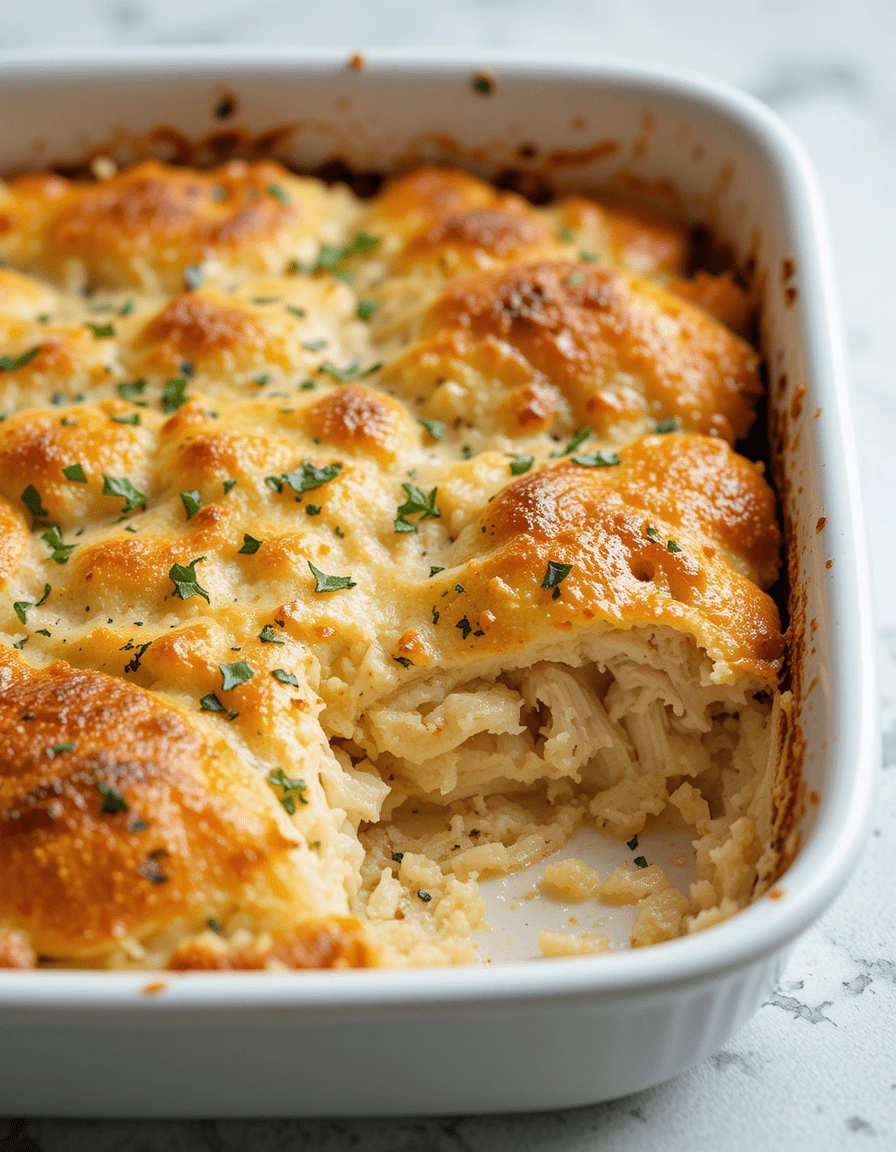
[{"left": 0, "top": 1, "right": 894, "bottom": 1148}]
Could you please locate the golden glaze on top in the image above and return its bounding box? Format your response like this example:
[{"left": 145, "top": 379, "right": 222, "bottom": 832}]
[{"left": 0, "top": 159, "right": 779, "bottom": 968}]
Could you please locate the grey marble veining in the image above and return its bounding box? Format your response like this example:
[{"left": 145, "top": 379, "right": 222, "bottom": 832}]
[{"left": 1, "top": 1, "right": 894, "bottom": 1148}]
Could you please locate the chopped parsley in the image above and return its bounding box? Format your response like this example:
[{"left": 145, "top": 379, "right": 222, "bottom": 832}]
[
  {"left": 21, "top": 485, "right": 48, "bottom": 518},
  {"left": 97, "top": 782, "right": 129, "bottom": 814},
  {"left": 119, "top": 299, "right": 134, "bottom": 316},
  {"left": 429, "top": 566, "right": 444, "bottom": 577},
  {"left": 46, "top": 741, "right": 75, "bottom": 758},
  {"left": 168, "top": 556, "right": 210, "bottom": 603},
  {"left": 117, "top": 380, "right": 146, "bottom": 402},
  {"left": 110, "top": 412, "right": 140, "bottom": 425},
  {"left": 222, "top": 478, "right": 237, "bottom": 495},
  {"left": 558, "top": 227, "right": 575, "bottom": 243},
  {"left": 308, "top": 561, "right": 356, "bottom": 593},
  {"left": 318, "top": 359, "right": 381, "bottom": 383},
  {"left": 267, "top": 768, "right": 308, "bottom": 815},
  {"left": 140, "top": 855, "right": 169, "bottom": 884},
  {"left": 419, "top": 417, "right": 447, "bottom": 441},
  {"left": 267, "top": 183, "right": 290, "bottom": 204},
  {"left": 431, "top": 608, "right": 440, "bottom": 625},
  {"left": 123, "top": 640, "right": 152, "bottom": 674},
  {"left": 394, "top": 656, "right": 412, "bottom": 669},
  {"left": 161, "top": 377, "right": 189, "bottom": 414},
  {"left": 551, "top": 428, "right": 591, "bottom": 458},
  {"left": 102, "top": 474, "right": 147, "bottom": 515},
  {"left": 0, "top": 346, "right": 41, "bottom": 371},
  {"left": 259, "top": 625, "right": 284, "bottom": 644},
  {"left": 13, "top": 583, "right": 50, "bottom": 625},
  {"left": 200, "top": 693, "right": 238, "bottom": 721},
  {"left": 62, "top": 463, "right": 87, "bottom": 483},
  {"left": 667, "top": 539, "right": 682, "bottom": 553},
  {"left": 634, "top": 856, "right": 648, "bottom": 869},
  {"left": 566, "top": 271, "right": 585, "bottom": 286},
  {"left": 302, "top": 339, "right": 327, "bottom": 352},
  {"left": 252, "top": 373, "right": 270, "bottom": 387},
  {"left": 252, "top": 297, "right": 278, "bottom": 305},
  {"left": 655, "top": 418, "right": 678, "bottom": 434},
  {"left": 41, "top": 526, "right": 77, "bottom": 564},
  {"left": 219, "top": 660, "right": 254, "bottom": 691},
  {"left": 394, "top": 483, "right": 440, "bottom": 533},
  {"left": 285, "top": 305, "right": 306, "bottom": 318},
  {"left": 542, "top": 560, "right": 573, "bottom": 600},
  {"left": 179, "top": 490, "right": 201, "bottom": 519},
  {"left": 183, "top": 264, "right": 203, "bottom": 291},
  {"left": 268, "top": 460, "right": 342, "bottom": 495},
  {"left": 305, "top": 504, "right": 321, "bottom": 516},
  {"left": 356, "top": 298, "right": 378, "bottom": 321},
  {"left": 238, "top": 533, "right": 262, "bottom": 554},
  {"left": 572, "top": 450, "right": 621, "bottom": 468},
  {"left": 645, "top": 525, "right": 661, "bottom": 543},
  {"left": 300, "top": 232, "right": 381, "bottom": 275},
  {"left": 417, "top": 889, "right": 432, "bottom": 902},
  {"left": 85, "top": 322, "right": 114, "bottom": 339},
  {"left": 510, "top": 455, "right": 534, "bottom": 476},
  {"left": 272, "top": 668, "right": 299, "bottom": 686},
  {"left": 627, "top": 835, "right": 639, "bottom": 851},
  {"left": 579, "top": 251, "right": 599, "bottom": 263},
  {"left": 206, "top": 919, "right": 222, "bottom": 933},
  {"left": 456, "top": 616, "right": 472, "bottom": 639},
  {"left": 391, "top": 851, "right": 404, "bottom": 863}
]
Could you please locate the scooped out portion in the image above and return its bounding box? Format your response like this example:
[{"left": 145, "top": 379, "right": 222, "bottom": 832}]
[{"left": 0, "top": 159, "right": 786, "bottom": 970}]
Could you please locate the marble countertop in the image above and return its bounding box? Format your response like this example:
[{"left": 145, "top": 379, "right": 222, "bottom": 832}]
[{"left": 0, "top": 1, "right": 893, "bottom": 1149}]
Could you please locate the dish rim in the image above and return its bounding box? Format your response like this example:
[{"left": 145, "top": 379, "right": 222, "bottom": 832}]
[{"left": 0, "top": 47, "right": 877, "bottom": 1012}]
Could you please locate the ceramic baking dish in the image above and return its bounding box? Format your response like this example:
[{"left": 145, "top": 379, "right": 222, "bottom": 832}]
[{"left": 0, "top": 48, "right": 876, "bottom": 1117}]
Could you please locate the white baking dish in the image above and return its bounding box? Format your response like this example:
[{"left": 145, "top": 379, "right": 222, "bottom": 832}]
[{"left": 0, "top": 48, "right": 876, "bottom": 1117}]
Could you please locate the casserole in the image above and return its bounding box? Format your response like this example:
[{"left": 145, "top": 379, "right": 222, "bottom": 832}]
[{"left": 0, "top": 48, "right": 876, "bottom": 1115}]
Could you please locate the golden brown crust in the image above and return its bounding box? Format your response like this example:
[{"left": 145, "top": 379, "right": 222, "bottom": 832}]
[
  {"left": 0, "top": 645, "right": 296, "bottom": 959},
  {"left": 304, "top": 384, "right": 413, "bottom": 465},
  {"left": 419, "top": 261, "right": 761, "bottom": 441},
  {"left": 557, "top": 195, "right": 691, "bottom": 276},
  {"left": 0, "top": 496, "right": 29, "bottom": 585}
]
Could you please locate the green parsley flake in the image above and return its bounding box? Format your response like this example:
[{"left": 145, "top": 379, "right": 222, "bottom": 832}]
[
  {"left": 238, "top": 533, "right": 262, "bottom": 554},
  {"left": 180, "top": 490, "right": 201, "bottom": 519},
  {"left": 21, "top": 485, "right": 48, "bottom": 518},
  {"left": 667, "top": 539, "right": 683, "bottom": 553},
  {"left": 302, "top": 339, "right": 327, "bottom": 352},
  {"left": 183, "top": 264, "right": 203, "bottom": 291},
  {"left": 267, "top": 768, "right": 308, "bottom": 815},
  {"left": 566, "top": 272, "right": 585, "bottom": 286},
  {"left": 0, "top": 346, "right": 41, "bottom": 371},
  {"left": 510, "top": 455, "right": 534, "bottom": 476},
  {"left": 285, "top": 305, "right": 306, "bottom": 318},
  {"left": 572, "top": 450, "right": 621, "bottom": 468},
  {"left": 542, "top": 561, "right": 573, "bottom": 600},
  {"left": 219, "top": 660, "right": 254, "bottom": 691},
  {"left": 303, "top": 232, "right": 381, "bottom": 275},
  {"left": 429, "top": 566, "right": 444, "bottom": 577},
  {"left": 252, "top": 374, "right": 270, "bottom": 387},
  {"left": 272, "top": 668, "right": 299, "bottom": 686},
  {"left": 305, "top": 504, "right": 321, "bottom": 516},
  {"left": 117, "top": 380, "right": 146, "bottom": 401},
  {"left": 168, "top": 556, "right": 210, "bottom": 603},
  {"left": 62, "top": 463, "right": 87, "bottom": 483},
  {"left": 85, "top": 322, "right": 114, "bottom": 339},
  {"left": 13, "top": 583, "right": 50, "bottom": 626},
  {"left": 41, "top": 527, "right": 77, "bottom": 564},
  {"left": 391, "top": 851, "right": 404, "bottom": 863},
  {"left": 634, "top": 856, "right": 648, "bottom": 869},
  {"left": 111, "top": 412, "right": 140, "bottom": 425},
  {"left": 627, "top": 835, "right": 639, "bottom": 851},
  {"left": 394, "top": 656, "right": 412, "bottom": 669},
  {"left": 267, "top": 183, "right": 290, "bottom": 204},
  {"left": 200, "top": 693, "right": 238, "bottom": 721},
  {"left": 456, "top": 616, "right": 472, "bottom": 639},
  {"left": 419, "top": 418, "right": 447, "bottom": 441},
  {"left": 394, "top": 482, "right": 440, "bottom": 533},
  {"left": 308, "top": 561, "right": 356, "bottom": 593},
  {"left": 417, "top": 889, "right": 432, "bottom": 903},
  {"left": 223, "top": 478, "right": 237, "bottom": 495},
  {"left": 645, "top": 525, "right": 661, "bottom": 542},
  {"left": 356, "top": 298, "right": 378, "bottom": 321},
  {"left": 206, "top": 919, "right": 222, "bottom": 933},
  {"left": 557, "top": 227, "right": 574, "bottom": 243},
  {"left": 102, "top": 475, "right": 147, "bottom": 515},
  {"left": 98, "top": 782, "right": 129, "bottom": 814},
  {"left": 119, "top": 300, "right": 134, "bottom": 316},
  {"left": 551, "top": 428, "right": 592, "bottom": 458},
  {"left": 270, "top": 461, "right": 342, "bottom": 496},
  {"left": 259, "top": 625, "right": 284, "bottom": 644},
  {"left": 46, "top": 741, "right": 75, "bottom": 758},
  {"left": 318, "top": 359, "right": 381, "bottom": 383},
  {"left": 655, "top": 418, "right": 678, "bottom": 434},
  {"left": 161, "top": 377, "right": 189, "bottom": 414}
]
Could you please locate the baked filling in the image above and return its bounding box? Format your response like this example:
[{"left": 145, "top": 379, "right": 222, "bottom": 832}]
[{"left": 0, "top": 160, "right": 786, "bottom": 970}]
